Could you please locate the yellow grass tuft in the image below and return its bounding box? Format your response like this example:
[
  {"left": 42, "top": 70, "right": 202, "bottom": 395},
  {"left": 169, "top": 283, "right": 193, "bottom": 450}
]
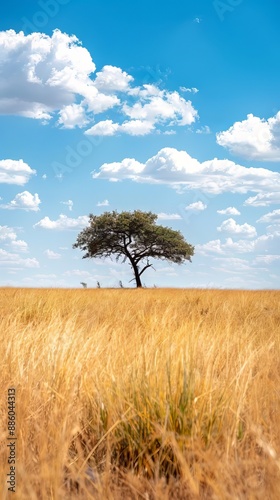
[{"left": 0, "top": 288, "right": 280, "bottom": 498}]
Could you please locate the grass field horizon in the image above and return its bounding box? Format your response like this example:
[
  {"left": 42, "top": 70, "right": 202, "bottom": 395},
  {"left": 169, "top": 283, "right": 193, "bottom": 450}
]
[{"left": 1, "top": 287, "right": 280, "bottom": 499}]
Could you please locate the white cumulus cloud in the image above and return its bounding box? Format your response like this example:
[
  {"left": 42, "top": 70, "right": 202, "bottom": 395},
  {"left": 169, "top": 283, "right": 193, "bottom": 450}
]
[
  {"left": 93, "top": 147, "right": 280, "bottom": 196},
  {"left": 93, "top": 65, "right": 134, "bottom": 92},
  {"left": 217, "top": 207, "right": 241, "bottom": 215},
  {"left": 121, "top": 90, "right": 197, "bottom": 127},
  {"left": 86, "top": 119, "right": 155, "bottom": 136},
  {"left": 254, "top": 230, "right": 280, "bottom": 254},
  {"left": 0, "top": 29, "right": 96, "bottom": 119},
  {"left": 57, "top": 104, "right": 89, "bottom": 129},
  {"left": 0, "top": 225, "right": 29, "bottom": 252},
  {"left": 10, "top": 240, "right": 28, "bottom": 253},
  {"left": 157, "top": 213, "right": 182, "bottom": 220},
  {"left": 217, "top": 218, "right": 257, "bottom": 238},
  {"left": 180, "top": 87, "right": 199, "bottom": 94},
  {"left": 0, "top": 191, "right": 41, "bottom": 211},
  {"left": 120, "top": 120, "right": 155, "bottom": 136},
  {"left": 257, "top": 209, "right": 280, "bottom": 224},
  {"left": 196, "top": 238, "right": 255, "bottom": 255},
  {"left": 253, "top": 255, "right": 280, "bottom": 264},
  {"left": 0, "top": 249, "right": 39, "bottom": 267},
  {"left": 0, "top": 159, "right": 36, "bottom": 185},
  {"left": 0, "top": 30, "right": 198, "bottom": 136},
  {"left": 266, "top": 224, "right": 280, "bottom": 234},
  {"left": 197, "top": 227, "right": 280, "bottom": 257},
  {"left": 212, "top": 257, "right": 253, "bottom": 273},
  {"left": 34, "top": 214, "right": 89, "bottom": 230},
  {"left": 0, "top": 225, "right": 17, "bottom": 241},
  {"left": 61, "top": 200, "right": 73, "bottom": 211},
  {"left": 244, "top": 192, "right": 280, "bottom": 207},
  {"left": 85, "top": 119, "right": 119, "bottom": 136},
  {"left": 97, "top": 199, "right": 109, "bottom": 207},
  {"left": 217, "top": 112, "right": 280, "bottom": 161},
  {"left": 185, "top": 201, "right": 207, "bottom": 211},
  {"left": 196, "top": 125, "right": 211, "bottom": 134},
  {"left": 44, "top": 249, "right": 61, "bottom": 259}
]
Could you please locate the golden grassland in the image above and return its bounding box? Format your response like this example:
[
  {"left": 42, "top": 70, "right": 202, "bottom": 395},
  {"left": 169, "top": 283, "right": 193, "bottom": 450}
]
[{"left": 0, "top": 287, "right": 280, "bottom": 499}]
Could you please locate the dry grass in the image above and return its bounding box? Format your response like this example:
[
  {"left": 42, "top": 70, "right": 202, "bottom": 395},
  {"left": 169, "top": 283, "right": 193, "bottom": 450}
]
[{"left": 0, "top": 287, "right": 280, "bottom": 499}]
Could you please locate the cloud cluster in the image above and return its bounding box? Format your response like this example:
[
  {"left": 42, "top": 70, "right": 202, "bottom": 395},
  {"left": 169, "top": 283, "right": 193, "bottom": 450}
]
[
  {"left": 244, "top": 192, "right": 280, "bottom": 207},
  {"left": 0, "top": 225, "right": 28, "bottom": 253},
  {"left": 196, "top": 238, "right": 255, "bottom": 255},
  {"left": 123, "top": 87, "right": 197, "bottom": 125},
  {"left": 157, "top": 213, "right": 182, "bottom": 220},
  {"left": 0, "top": 159, "right": 36, "bottom": 185},
  {"left": 0, "top": 249, "right": 38, "bottom": 267},
  {"left": 180, "top": 87, "right": 199, "bottom": 94},
  {"left": 0, "top": 30, "right": 198, "bottom": 135},
  {"left": 217, "top": 207, "right": 240, "bottom": 215},
  {"left": 84, "top": 85, "right": 197, "bottom": 136},
  {"left": 185, "top": 201, "right": 207, "bottom": 211},
  {"left": 0, "top": 225, "right": 17, "bottom": 241},
  {"left": 0, "top": 29, "right": 96, "bottom": 121},
  {"left": 197, "top": 228, "right": 280, "bottom": 256},
  {"left": 253, "top": 255, "right": 280, "bottom": 264},
  {"left": 10, "top": 240, "right": 28, "bottom": 252},
  {"left": 0, "top": 191, "right": 41, "bottom": 211},
  {"left": 44, "top": 249, "right": 61, "bottom": 259},
  {"left": 257, "top": 209, "right": 280, "bottom": 224},
  {"left": 85, "top": 118, "right": 155, "bottom": 136},
  {"left": 34, "top": 214, "right": 89, "bottom": 230},
  {"left": 93, "top": 147, "right": 280, "bottom": 196},
  {"left": 97, "top": 199, "right": 109, "bottom": 207},
  {"left": 217, "top": 218, "right": 257, "bottom": 238},
  {"left": 61, "top": 200, "right": 73, "bottom": 211},
  {"left": 94, "top": 65, "right": 133, "bottom": 92},
  {"left": 212, "top": 257, "right": 255, "bottom": 273},
  {"left": 196, "top": 125, "right": 211, "bottom": 135},
  {"left": 217, "top": 112, "right": 280, "bottom": 161}
]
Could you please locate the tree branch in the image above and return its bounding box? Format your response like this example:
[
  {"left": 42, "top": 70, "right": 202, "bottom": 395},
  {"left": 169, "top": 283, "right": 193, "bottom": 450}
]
[{"left": 139, "top": 263, "right": 153, "bottom": 277}]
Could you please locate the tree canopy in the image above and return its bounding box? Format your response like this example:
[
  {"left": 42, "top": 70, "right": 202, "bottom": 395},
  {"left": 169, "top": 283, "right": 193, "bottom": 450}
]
[{"left": 73, "top": 210, "right": 194, "bottom": 287}]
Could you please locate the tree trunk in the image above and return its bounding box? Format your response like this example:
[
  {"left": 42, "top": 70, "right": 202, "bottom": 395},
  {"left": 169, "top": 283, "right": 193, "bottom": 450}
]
[
  {"left": 125, "top": 250, "right": 143, "bottom": 288},
  {"left": 134, "top": 264, "right": 142, "bottom": 288},
  {"left": 130, "top": 259, "right": 142, "bottom": 287}
]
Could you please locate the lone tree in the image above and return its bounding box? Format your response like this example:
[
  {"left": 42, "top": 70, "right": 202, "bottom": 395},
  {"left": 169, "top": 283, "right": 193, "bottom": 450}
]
[{"left": 73, "top": 210, "right": 194, "bottom": 288}]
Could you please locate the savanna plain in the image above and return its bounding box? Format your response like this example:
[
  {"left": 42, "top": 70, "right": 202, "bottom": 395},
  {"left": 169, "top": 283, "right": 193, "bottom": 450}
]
[{"left": 0, "top": 287, "right": 280, "bottom": 499}]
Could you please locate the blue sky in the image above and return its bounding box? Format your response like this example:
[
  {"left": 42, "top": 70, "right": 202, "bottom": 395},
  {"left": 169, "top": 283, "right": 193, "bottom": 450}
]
[{"left": 0, "top": 0, "right": 280, "bottom": 288}]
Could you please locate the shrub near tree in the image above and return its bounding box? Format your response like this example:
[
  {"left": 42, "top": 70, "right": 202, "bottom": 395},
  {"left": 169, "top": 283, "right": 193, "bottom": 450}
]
[{"left": 73, "top": 210, "right": 194, "bottom": 288}]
